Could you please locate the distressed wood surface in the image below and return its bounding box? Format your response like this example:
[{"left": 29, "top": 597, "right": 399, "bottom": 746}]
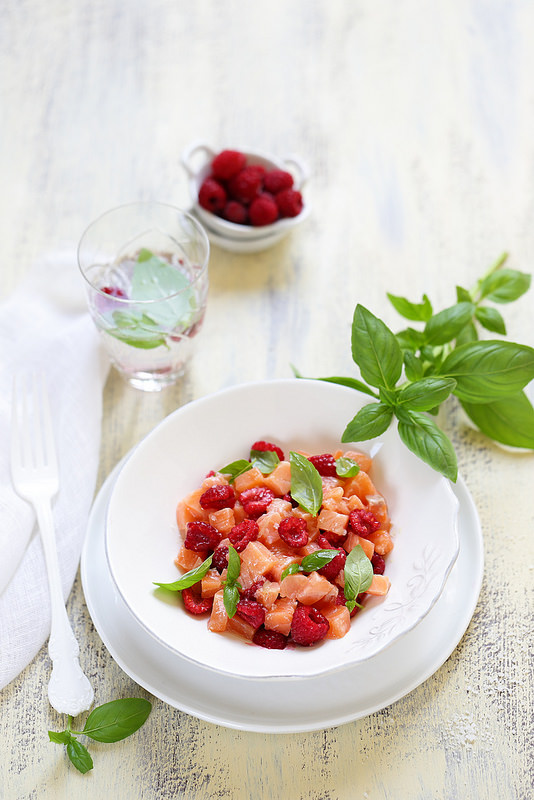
[{"left": 1, "top": 2, "right": 533, "bottom": 798}]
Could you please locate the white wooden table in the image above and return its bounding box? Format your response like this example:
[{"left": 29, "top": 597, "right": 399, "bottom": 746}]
[{"left": 1, "top": 2, "right": 533, "bottom": 798}]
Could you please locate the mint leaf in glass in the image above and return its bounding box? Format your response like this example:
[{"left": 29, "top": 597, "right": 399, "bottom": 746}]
[{"left": 131, "top": 249, "right": 196, "bottom": 329}]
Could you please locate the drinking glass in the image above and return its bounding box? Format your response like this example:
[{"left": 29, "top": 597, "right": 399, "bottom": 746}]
[{"left": 78, "top": 202, "right": 210, "bottom": 391}]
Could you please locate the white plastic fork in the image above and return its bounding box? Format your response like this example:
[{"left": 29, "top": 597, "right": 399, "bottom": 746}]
[{"left": 10, "top": 371, "right": 94, "bottom": 716}]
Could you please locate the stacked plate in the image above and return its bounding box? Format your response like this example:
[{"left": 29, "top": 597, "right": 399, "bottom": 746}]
[{"left": 81, "top": 380, "right": 483, "bottom": 732}]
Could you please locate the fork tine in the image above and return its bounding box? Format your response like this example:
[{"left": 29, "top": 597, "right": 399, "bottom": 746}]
[{"left": 36, "top": 371, "right": 57, "bottom": 471}]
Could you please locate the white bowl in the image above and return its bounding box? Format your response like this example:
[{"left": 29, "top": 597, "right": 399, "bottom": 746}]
[
  {"left": 181, "top": 141, "right": 310, "bottom": 249},
  {"left": 105, "top": 379, "right": 460, "bottom": 680}
]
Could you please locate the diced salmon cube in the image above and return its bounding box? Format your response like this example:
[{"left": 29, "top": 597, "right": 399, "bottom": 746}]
[
  {"left": 268, "top": 497, "right": 293, "bottom": 516},
  {"left": 323, "top": 604, "right": 351, "bottom": 639},
  {"left": 263, "top": 461, "right": 292, "bottom": 496},
  {"left": 175, "top": 489, "right": 208, "bottom": 530},
  {"left": 347, "top": 494, "right": 365, "bottom": 511},
  {"left": 240, "top": 540, "right": 278, "bottom": 581},
  {"left": 298, "top": 542, "right": 321, "bottom": 557},
  {"left": 279, "top": 573, "right": 309, "bottom": 599},
  {"left": 234, "top": 467, "right": 265, "bottom": 493},
  {"left": 208, "top": 507, "right": 235, "bottom": 533},
  {"left": 366, "top": 574, "right": 391, "bottom": 596},
  {"left": 322, "top": 477, "right": 344, "bottom": 497},
  {"left": 201, "top": 473, "right": 229, "bottom": 490},
  {"left": 344, "top": 471, "right": 378, "bottom": 502},
  {"left": 317, "top": 508, "right": 349, "bottom": 537},
  {"left": 232, "top": 502, "right": 246, "bottom": 524},
  {"left": 227, "top": 615, "right": 256, "bottom": 640},
  {"left": 257, "top": 511, "right": 283, "bottom": 546},
  {"left": 174, "top": 546, "right": 203, "bottom": 571},
  {"left": 366, "top": 494, "right": 391, "bottom": 530},
  {"left": 280, "top": 571, "right": 334, "bottom": 605},
  {"left": 208, "top": 590, "right": 228, "bottom": 632},
  {"left": 367, "top": 529, "right": 394, "bottom": 555},
  {"left": 333, "top": 449, "right": 373, "bottom": 473},
  {"left": 255, "top": 579, "right": 280, "bottom": 609},
  {"left": 264, "top": 596, "right": 297, "bottom": 636},
  {"left": 322, "top": 487, "right": 350, "bottom": 515},
  {"left": 344, "top": 532, "right": 375, "bottom": 560},
  {"left": 201, "top": 569, "right": 223, "bottom": 598}
]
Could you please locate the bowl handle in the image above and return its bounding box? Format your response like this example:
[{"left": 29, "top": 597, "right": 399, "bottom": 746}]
[
  {"left": 181, "top": 141, "right": 216, "bottom": 177},
  {"left": 282, "top": 155, "right": 310, "bottom": 190}
]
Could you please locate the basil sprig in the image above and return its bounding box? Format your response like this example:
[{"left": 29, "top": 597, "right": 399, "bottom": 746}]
[
  {"left": 219, "top": 459, "right": 253, "bottom": 483},
  {"left": 222, "top": 544, "right": 242, "bottom": 617},
  {"left": 280, "top": 548, "right": 339, "bottom": 581},
  {"left": 289, "top": 451, "right": 323, "bottom": 515},
  {"left": 343, "top": 545, "right": 374, "bottom": 612},
  {"left": 48, "top": 698, "right": 152, "bottom": 774},
  {"left": 153, "top": 555, "right": 212, "bottom": 591},
  {"left": 296, "top": 254, "right": 534, "bottom": 481},
  {"left": 250, "top": 448, "right": 280, "bottom": 474}
]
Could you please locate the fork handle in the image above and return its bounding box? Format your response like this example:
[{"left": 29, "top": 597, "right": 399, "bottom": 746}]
[{"left": 35, "top": 498, "right": 94, "bottom": 717}]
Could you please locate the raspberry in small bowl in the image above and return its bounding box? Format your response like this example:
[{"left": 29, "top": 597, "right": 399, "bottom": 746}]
[{"left": 181, "top": 141, "right": 310, "bottom": 252}]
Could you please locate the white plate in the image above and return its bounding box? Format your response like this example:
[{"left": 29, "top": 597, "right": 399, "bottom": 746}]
[
  {"left": 81, "top": 460, "right": 482, "bottom": 733},
  {"left": 105, "top": 380, "right": 459, "bottom": 680}
]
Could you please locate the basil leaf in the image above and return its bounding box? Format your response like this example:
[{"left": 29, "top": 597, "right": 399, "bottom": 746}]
[
  {"left": 460, "top": 392, "right": 534, "bottom": 449},
  {"left": 474, "top": 306, "right": 506, "bottom": 335},
  {"left": 82, "top": 698, "right": 152, "bottom": 743},
  {"left": 219, "top": 459, "right": 252, "bottom": 483},
  {"left": 403, "top": 351, "right": 424, "bottom": 382},
  {"left": 223, "top": 583, "right": 240, "bottom": 618},
  {"left": 456, "top": 285, "right": 473, "bottom": 303},
  {"left": 454, "top": 321, "right": 478, "bottom": 346},
  {"left": 289, "top": 451, "right": 323, "bottom": 516},
  {"left": 423, "top": 302, "right": 475, "bottom": 346},
  {"left": 343, "top": 545, "right": 373, "bottom": 603},
  {"left": 48, "top": 730, "right": 73, "bottom": 745},
  {"left": 250, "top": 449, "right": 280, "bottom": 474},
  {"left": 397, "top": 411, "right": 458, "bottom": 482},
  {"left": 226, "top": 545, "right": 241, "bottom": 585},
  {"left": 387, "top": 292, "right": 433, "bottom": 321},
  {"left": 66, "top": 738, "right": 94, "bottom": 774},
  {"left": 317, "top": 375, "right": 380, "bottom": 399},
  {"left": 396, "top": 377, "right": 457, "bottom": 412},
  {"left": 153, "top": 555, "right": 212, "bottom": 591},
  {"left": 300, "top": 549, "right": 339, "bottom": 572},
  {"left": 280, "top": 562, "right": 300, "bottom": 581},
  {"left": 351, "top": 305, "right": 403, "bottom": 390},
  {"left": 440, "top": 340, "right": 534, "bottom": 403},
  {"left": 341, "top": 402, "right": 393, "bottom": 443},
  {"left": 335, "top": 457, "right": 360, "bottom": 477},
  {"left": 479, "top": 268, "right": 531, "bottom": 304},
  {"left": 396, "top": 327, "right": 426, "bottom": 351}
]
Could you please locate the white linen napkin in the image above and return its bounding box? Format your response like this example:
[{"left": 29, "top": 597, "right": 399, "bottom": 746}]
[{"left": 0, "top": 251, "right": 109, "bottom": 690}]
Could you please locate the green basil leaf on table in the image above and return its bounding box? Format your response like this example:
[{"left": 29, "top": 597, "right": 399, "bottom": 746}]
[
  {"left": 82, "top": 698, "right": 152, "bottom": 743},
  {"left": 351, "top": 305, "right": 403, "bottom": 390},
  {"left": 460, "top": 392, "right": 534, "bottom": 449},
  {"left": 48, "top": 730, "right": 73, "bottom": 745},
  {"left": 440, "top": 340, "right": 534, "bottom": 403},
  {"left": 289, "top": 451, "right": 323, "bottom": 516},
  {"left": 153, "top": 555, "right": 213, "bottom": 591},
  {"left": 66, "top": 738, "right": 94, "bottom": 774}
]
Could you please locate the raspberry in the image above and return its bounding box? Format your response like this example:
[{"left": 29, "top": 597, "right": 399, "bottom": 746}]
[
  {"left": 239, "top": 487, "right": 274, "bottom": 518},
  {"left": 199, "top": 484, "right": 236, "bottom": 510},
  {"left": 240, "top": 577, "right": 265, "bottom": 600},
  {"left": 182, "top": 587, "right": 212, "bottom": 615},
  {"left": 275, "top": 188, "right": 303, "bottom": 218},
  {"left": 198, "top": 177, "right": 227, "bottom": 214},
  {"left": 101, "top": 286, "right": 127, "bottom": 298},
  {"left": 291, "top": 604, "right": 329, "bottom": 646},
  {"left": 251, "top": 440, "right": 285, "bottom": 461},
  {"left": 278, "top": 516, "right": 309, "bottom": 548},
  {"left": 222, "top": 200, "right": 248, "bottom": 225},
  {"left": 249, "top": 194, "right": 279, "bottom": 226},
  {"left": 317, "top": 529, "right": 347, "bottom": 547},
  {"left": 212, "top": 544, "right": 229, "bottom": 572},
  {"left": 252, "top": 627, "right": 288, "bottom": 649},
  {"left": 263, "top": 169, "right": 294, "bottom": 194},
  {"left": 211, "top": 149, "right": 246, "bottom": 180},
  {"left": 228, "top": 518, "right": 259, "bottom": 551},
  {"left": 227, "top": 166, "right": 263, "bottom": 203},
  {"left": 371, "top": 553, "right": 386, "bottom": 575},
  {"left": 236, "top": 598, "right": 265, "bottom": 629},
  {"left": 184, "top": 521, "right": 222, "bottom": 553},
  {"left": 349, "top": 509, "right": 381, "bottom": 538},
  {"left": 318, "top": 548, "right": 346, "bottom": 581},
  {"left": 308, "top": 454, "right": 337, "bottom": 477}
]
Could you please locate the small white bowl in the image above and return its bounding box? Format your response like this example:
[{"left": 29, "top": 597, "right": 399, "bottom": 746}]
[
  {"left": 105, "top": 379, "right": 460, "bottom": 681},
  {"left": 181, "top": 141, "right": 310, "bottom": 251}
]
